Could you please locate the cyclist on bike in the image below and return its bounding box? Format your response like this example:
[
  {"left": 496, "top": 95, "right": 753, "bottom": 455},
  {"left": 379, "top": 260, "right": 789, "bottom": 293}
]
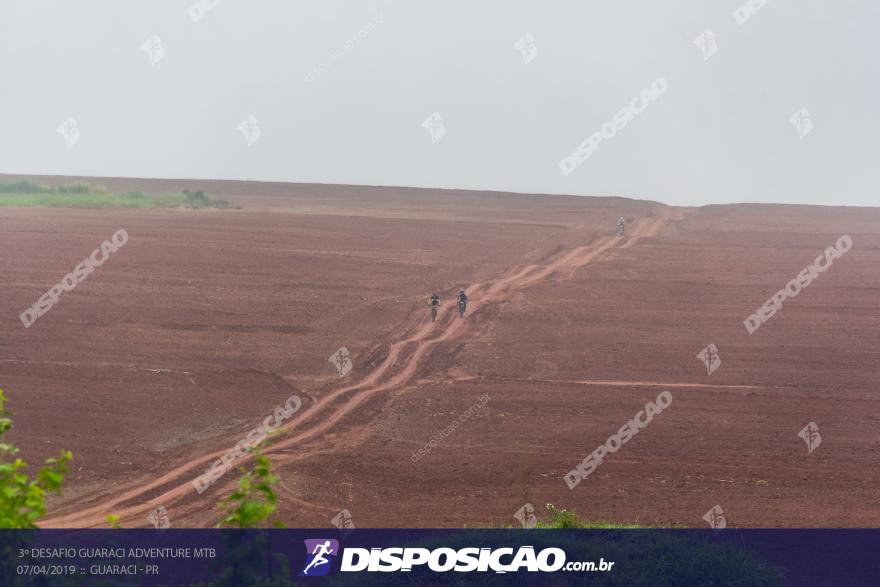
[
  {"left": 429, "top": 293, "right": 440, "bottom": 322},
  {"left": 456, "top": 289, "right": 468, "bottom": 317},
  {"left": 617, "top": 216, "right": 626, "bottom": 236}
]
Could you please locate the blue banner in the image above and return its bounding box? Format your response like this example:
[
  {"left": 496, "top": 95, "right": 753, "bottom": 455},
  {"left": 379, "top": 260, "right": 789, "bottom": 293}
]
[{"left": 1, "top": 529, "right": 877, "bottom": 586}]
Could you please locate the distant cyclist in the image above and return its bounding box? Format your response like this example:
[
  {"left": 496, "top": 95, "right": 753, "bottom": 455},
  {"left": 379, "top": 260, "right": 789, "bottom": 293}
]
[
  {"left": 456, "top": 289, "right": 468, "bottom": 317},
  {"left": 429, "top": 292, "right": 440, "bottom": 322},
  {"left": 617, "top": 216, "right": 626, "bottom": 237}
]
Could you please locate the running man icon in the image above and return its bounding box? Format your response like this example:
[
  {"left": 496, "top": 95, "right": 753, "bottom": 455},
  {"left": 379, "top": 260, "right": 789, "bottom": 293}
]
[{"left": 300, "top": 539, "right": 339, "bottom": 577}]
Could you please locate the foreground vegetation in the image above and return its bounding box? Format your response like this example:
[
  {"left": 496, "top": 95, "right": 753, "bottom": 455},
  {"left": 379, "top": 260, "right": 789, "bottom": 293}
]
[
  {"left": 0, "top": 389, "right": 71, "bottom": 528},
  {"left": 0, "top": 180, "right": 236, "bottom": 209},
  {"left": 533, "top": 503, "right": 641, "bottom": 528}
]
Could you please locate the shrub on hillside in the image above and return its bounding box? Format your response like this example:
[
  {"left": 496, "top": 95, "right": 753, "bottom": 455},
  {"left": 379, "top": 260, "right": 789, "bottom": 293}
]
[{"left": 0, "top": 389, "right": 72, "bottom": 528}]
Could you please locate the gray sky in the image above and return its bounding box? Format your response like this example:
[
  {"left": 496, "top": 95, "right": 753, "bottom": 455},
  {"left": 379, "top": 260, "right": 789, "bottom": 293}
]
[{"left": 1, "top": 0, "right": 877, "bottom": 206}]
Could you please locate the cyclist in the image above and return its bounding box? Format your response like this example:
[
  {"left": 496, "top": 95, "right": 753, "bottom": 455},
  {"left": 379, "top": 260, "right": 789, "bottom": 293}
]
[
  {"left": 456, "top": 289, "right": 468, "bottom": 317},
  {"left": 429, "top": 292, "right": 440, "bottom": 322}
]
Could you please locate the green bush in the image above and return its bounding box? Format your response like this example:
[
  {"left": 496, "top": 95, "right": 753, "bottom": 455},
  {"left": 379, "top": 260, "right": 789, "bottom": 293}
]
[
  {"left": 0, "top": 180, "right": 50, "bottom": 193},
  {"left": 537, "top": 503, "right": 642, "bottom": 529},
  {"left": 184, "top": 189, "right": 237, "bottom": 209},
  {"left": 216, "top": 447, "right": 284, "bottom": 529},
  {"left": 184, "top": 189, "right": 206, "bottom": 202},
  {"left": 56, "top": 182, "right": 90, "bottom": 194},
  {"left": 0, "top": 389, "right": 72, "bottom": 528}
]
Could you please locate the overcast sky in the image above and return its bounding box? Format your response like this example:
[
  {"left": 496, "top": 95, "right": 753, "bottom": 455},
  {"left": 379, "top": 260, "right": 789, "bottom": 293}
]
[{"left": 1, "top": 0, "right": 877, "bottom": 206}]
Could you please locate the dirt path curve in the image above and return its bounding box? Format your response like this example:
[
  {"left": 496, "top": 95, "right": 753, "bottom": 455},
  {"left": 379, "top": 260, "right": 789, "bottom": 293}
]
[{"left": 43, "top": 210, "right": 681, "bottom": 528}]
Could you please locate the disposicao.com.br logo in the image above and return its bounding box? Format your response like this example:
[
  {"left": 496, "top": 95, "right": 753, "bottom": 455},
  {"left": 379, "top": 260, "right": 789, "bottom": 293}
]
[{"left": 335, "top": 545, "right": 612, "bottom": 574}]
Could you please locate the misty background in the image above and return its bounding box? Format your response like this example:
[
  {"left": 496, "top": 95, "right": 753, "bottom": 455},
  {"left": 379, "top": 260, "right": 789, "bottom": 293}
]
[{"left": 0, "top": 0, "right": 876, "bottom": 207}]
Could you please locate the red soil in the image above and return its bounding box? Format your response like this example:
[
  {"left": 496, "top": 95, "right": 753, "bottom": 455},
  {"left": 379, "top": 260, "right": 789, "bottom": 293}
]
[{"left": 1, "top": 176, "right": 878, "bottom": 528}]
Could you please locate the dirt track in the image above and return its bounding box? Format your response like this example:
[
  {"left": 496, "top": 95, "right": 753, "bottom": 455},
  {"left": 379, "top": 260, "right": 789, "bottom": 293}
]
[{"left": 1, "top": 176, "right": 878, "bottom": 528}]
